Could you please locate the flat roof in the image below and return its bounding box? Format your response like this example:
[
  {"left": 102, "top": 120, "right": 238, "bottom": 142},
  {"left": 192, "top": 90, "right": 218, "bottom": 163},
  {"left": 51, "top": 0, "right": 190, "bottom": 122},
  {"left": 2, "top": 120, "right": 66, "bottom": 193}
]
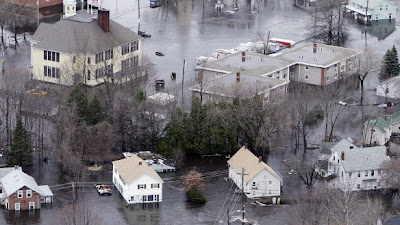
[
  {"left": 191, "top": 72, "right": 287, "bottom": 97},
  {"left": 278, "top": 43, "right": 362, "bottom": 67},
  {"left": 200, "top": 52, "right": 294, "bottom": 76}
]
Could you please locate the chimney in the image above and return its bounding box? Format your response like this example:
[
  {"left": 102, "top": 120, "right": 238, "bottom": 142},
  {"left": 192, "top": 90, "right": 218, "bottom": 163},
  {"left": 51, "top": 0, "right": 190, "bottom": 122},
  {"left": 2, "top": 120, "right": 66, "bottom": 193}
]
[
  {"left": 244, "top": 143, "right": 248, "bottom": 149},
  {"left": 139, "top": 161, "right": 142, "bottom": 166},
  {"left": 14, "top": 165, "right": 19, "bottom": 170},
  {"left": 236, "top": 72, "right": 240, "bottom": 82},
  {"left": 386, "top": 147, "right": 390, "bottom": 156},
  {"left": 97, "top": 9, "right": 110, "bottom": 33},
  {"left": 341, "top": 152, "right": 345, "bottom": 161},
  {"left": 242, "top": 51, "right": 246, "bottom": 62},
  {"left": 258, "top": 156, "right": 262, "bottom": 163},
  {"left": 313, "top": 43, "right": 317, "bottom": 53}
]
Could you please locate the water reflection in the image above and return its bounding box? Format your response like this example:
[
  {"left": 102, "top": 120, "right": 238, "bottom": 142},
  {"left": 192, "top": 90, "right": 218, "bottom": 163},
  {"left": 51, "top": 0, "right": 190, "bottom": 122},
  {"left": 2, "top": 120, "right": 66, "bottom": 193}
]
[
  {"left": 4, "top": 209, "right": 41, "bottom": 224},
  {"left": 355, "top": 19, "right": 396, "bottom": 40}
]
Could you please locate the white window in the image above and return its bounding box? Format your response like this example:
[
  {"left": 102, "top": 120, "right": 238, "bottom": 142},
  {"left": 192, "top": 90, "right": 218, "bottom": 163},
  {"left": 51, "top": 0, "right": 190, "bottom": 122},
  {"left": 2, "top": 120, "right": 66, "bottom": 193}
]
[
  {"left": 305, "top": 65, "right": 309, "bottom": 70},
  {"left": 305, "top": 75, "right": 309, "bottom": 80},
  {"left": 341, "top": 65, "right": 345, "bottom": 71},
  {"left": 268, "top": 181, "right": 272, "bottom": 186},
  {"left": 358, "top": 171, "right": 361, "bottom": 177},
  {"left": 327, "top": 76, "right": 330, "bottom": 81},
  {"left": 138, "top": 184, "right": 146, "bottom": 189},
  {"left": 365, "top": 171, "right": 368, "bottom": 177},
  {"left": 357, "top": 184, "right": 360, "bottom": 189},
  {"left": 29, "top": 202, "right": 35, "bottom": 210},
  {"left": 283, "top": 74, "right": 287, "bottom": 79},
  {"left": 371, "top": 170, "right": 375, "bottom": 176},
  {"left": 276, "top": 76, "right": 280, "bottom": 79},
  {"left": 15, "top": 203, "right": 20, "bottom": 211},
  {"left": 151, "top": 183, "right": 160, "bottom": 188},
  {"left": 290, "top": 72, "right": 294, "bottom": 77},
  {"left": 334, "top": 73, "right": 338, "bottom": 77},
  {"left": 378, "top": 169, "right": 381, "bottom": 175},
  {"left": 327, "top": 66, "right": 330, "bottom": 71},
  {"left": 26, "top": 190, "right": 32, "bottom": 198},
  {"left": 268, "top": 190, "right": 271, "bottom": 195},
  {"left": 18, "top": 190, "right": 23, "bottom": 198},
  {"left": 385, "top": 5, "right": 388, "bottom": 10},
  {"left": 349, "top": 172, "right": 352, "bottom": 177},
  {"left": 143, "top": 195, "right": 147, "bottom": 202}
]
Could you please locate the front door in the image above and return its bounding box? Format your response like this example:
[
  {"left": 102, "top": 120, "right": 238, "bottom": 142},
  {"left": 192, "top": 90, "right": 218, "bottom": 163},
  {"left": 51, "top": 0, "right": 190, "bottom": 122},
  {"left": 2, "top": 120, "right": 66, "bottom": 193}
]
[
  {"left": 29, "top": 202, "right": 35, "bottom": 210},
  {"left": 15, "top": 203, "right": 20, "bottom": 211}
]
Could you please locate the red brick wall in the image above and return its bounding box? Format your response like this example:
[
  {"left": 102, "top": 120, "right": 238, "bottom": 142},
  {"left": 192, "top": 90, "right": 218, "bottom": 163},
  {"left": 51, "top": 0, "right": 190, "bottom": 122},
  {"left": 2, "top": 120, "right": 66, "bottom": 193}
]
[
  {"left": 7, "top": 187, "right": 41, "bottom": 210},
  {"left": 0, "top": 0, "right": 63, "bottom": 9}
]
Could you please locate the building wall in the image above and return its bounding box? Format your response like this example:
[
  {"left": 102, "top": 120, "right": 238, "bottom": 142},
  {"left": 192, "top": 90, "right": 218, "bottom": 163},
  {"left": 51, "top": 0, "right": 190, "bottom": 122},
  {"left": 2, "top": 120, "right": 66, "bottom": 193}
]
[
  {"left": 113, "top": 165, "right": 162, "bottom": 204},
  {"left": 229, "top": 165, "right": 281, "bottom": 198},
  {"left": 362, "top": 124, "right": 390, "bottom": 146},
  {"left": 372, "top": 1, "right": 397, "bottom": 20},
  {"left": 327, "top": 152, "right": 384, "bottom": 191},
  {"left": 31, "top": 39, "right": 142, "bottom": 86},
  {"left": 290, "top": 64, "right": 322, "bottom": 86},
  {"left": 6, "top": 187, "right": 41, "bottom": 210}
]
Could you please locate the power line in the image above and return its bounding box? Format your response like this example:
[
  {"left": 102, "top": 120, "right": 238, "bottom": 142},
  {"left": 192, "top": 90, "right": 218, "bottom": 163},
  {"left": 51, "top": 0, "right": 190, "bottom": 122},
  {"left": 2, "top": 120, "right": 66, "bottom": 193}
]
[{"left": 213, "top": 181, "right": 235, "bottom": 225}]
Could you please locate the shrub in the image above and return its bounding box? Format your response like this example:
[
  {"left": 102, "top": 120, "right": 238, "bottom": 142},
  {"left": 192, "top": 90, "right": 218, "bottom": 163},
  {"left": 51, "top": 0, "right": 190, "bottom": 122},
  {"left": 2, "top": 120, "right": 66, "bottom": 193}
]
[{"left": 186, "top": 190, "right": 207, "bottom": 204}]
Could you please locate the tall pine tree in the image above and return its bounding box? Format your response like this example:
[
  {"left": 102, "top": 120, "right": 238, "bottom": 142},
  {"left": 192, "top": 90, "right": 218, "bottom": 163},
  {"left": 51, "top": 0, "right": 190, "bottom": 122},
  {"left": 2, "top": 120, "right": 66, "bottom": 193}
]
[
  {"left": 380, "top": 46, "right": 400, "bottom": 80},
  {"left": 68, "top": 86, "right": 88, "bottom": 122},
  {"left": 86, "top": 95, "right": 105, "bottom": 125},
  {"left": 8, "top": 117, "right": 32, "bottom": 166}
]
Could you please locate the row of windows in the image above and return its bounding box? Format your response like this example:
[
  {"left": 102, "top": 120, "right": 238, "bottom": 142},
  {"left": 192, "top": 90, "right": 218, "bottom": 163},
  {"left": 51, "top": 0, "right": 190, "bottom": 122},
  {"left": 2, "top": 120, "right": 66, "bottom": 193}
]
[
  {"left": 95, "top": 65, "right": 113, "bottom": 79},
  {"left": 122, "top": 41, "right": 139, "bottom": 55},
  {"left": 95, "top": 49, "right": 114, "bottom": 64},
  {"left": 44, "top": 66, "right": 60, "bottom": 78},
  {"left": 121, "top": 57, "right": 138, "bottom": 71},
  {"left": 17, "top": 190, "right": 32, "bottom": 198},
  {"left": 138, "top": 183, "right": 160, "bottom": 189},
  {"left": 44, "top": 50, "right": 60, "bottom": 62}
]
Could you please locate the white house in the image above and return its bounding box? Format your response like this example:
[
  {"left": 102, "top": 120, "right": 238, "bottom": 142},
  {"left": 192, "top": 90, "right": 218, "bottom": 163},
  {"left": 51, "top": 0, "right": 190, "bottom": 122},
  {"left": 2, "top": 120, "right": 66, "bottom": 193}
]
[
  {"left": 227, "top": 145, "right": 282, "bottom": 198},
  {"left": 112, "top": 155, "right": 163, "bottom": 204},
  {"left": 326, "top": 139, "right": 390, "bottom": 191},
  {"left": 363, "top": 112, "right": 400, "bottom": 146},
  {"left": 363, "top": 117, "right": 392, "bottom": 146}
]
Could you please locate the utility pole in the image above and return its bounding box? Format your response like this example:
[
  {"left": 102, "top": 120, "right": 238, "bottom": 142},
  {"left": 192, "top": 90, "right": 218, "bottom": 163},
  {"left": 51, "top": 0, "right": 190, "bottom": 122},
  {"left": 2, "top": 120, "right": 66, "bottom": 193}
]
[
  {"left": 181, "top": 59, "right": 185, "bottom": 106},
  {"left": 37, "top": 0, "right": 40, "bottom": 27},
  {"left": 1, "top": 45, "right": 4, "bottom": 75},
  {"left": 138, "top": 0, "right": 141, "bottom": 32},
  {"left": 239, "top": 167, "right": 248, "bottom": 225},
  {"left": 265, "top": 30, "right": 270, "bottom": 55},
  {"left": 227, "top": 207, "right": 230, "bottom": 225}
]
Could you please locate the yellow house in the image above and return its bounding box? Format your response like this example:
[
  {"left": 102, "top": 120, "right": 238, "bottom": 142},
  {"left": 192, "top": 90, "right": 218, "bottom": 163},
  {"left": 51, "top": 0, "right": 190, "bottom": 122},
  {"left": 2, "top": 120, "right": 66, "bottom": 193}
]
[{"left": 30, "top": 9, "right": 142, "bottom": 86}]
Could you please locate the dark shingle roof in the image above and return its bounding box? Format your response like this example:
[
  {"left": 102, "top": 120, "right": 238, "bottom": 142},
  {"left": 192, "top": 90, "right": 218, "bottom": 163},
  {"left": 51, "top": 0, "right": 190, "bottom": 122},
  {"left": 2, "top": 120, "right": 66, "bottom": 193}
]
[{"left": 32, "top": 15, "right": 141, "bottom": 54}]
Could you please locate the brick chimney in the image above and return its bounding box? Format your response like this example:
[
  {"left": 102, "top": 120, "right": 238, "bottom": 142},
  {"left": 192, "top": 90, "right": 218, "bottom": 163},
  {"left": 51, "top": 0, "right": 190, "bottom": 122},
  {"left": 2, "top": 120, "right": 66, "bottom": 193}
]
[
  {"left": 139, "top": 161, "right": 142, "bottom": 166},
  {"left": 386, "top": 147, "right": 390, "bottom": 156},
  {"left": 341, "top": 152, "right": 345, "bottom": 161},
  {"left": 236, "top": 72, "right": 240, "bottom": 82},
  {"left": 242, "top": 51, "right": 246, "bottom": 62},
  {"left": 258, "top": 156, "right": 262, "bottom": 163},
  {"left": 244, "top": 143, "right": 248, "bottom": 149},
  {"left": 98, "top": 9, "right": 110, "bottom": 32},
  {"left": 313, "top": 43, "right": 317, "bottom": 53}
]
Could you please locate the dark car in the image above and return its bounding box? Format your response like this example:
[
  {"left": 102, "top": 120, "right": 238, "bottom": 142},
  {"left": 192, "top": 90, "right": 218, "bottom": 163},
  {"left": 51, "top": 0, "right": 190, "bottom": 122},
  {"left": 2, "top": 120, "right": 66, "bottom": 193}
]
[
  {"left": 138, "top": 31, "right": 151, "bottom": 38},
  {"left": 155, "top": 51, "right": 165, "bottom": 56}
]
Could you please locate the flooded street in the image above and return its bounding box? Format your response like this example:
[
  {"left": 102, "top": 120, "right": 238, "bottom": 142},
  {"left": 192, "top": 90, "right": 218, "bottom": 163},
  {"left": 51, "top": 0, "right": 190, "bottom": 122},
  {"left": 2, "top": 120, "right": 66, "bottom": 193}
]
[{"left": 1, "top": 0, "right": 400, "bottom": 224}]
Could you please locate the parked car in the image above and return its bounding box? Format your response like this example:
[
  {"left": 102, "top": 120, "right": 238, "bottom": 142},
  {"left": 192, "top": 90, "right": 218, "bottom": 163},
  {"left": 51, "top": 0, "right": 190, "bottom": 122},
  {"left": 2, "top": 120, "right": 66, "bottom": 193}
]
[
  {"left": 95, "top": 184, "right": 112, "bottom": 196},
  {"left": 138, "top": 31, "right": 151, "bottom": 38},
  {"left": 155, "top": 51, "right": 165, "bottom": 56}
]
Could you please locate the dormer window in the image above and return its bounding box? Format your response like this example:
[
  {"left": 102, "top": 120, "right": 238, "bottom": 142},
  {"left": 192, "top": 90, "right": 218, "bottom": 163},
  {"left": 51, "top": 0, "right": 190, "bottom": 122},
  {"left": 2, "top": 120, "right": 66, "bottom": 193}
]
[
  {"left": 17, "top": 190, "right": 23, "bottom": 198},
  {"left": 26, "top": 190, "right": 32, "bottom": 198}
]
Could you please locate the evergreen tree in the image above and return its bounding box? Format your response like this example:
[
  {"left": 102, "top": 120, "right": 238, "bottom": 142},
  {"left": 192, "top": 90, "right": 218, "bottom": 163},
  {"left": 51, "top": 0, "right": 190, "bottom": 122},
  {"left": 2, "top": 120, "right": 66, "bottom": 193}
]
[
  {"left": 135, "top": 87, "right": 146, "bottom": 102},
  {"left": 86, "top": 95, "right": 105, "bottom": 125},
  {"left": 380, "top": 46, "right": 400, "bottom": 80},
  {"left": 67, "top": 87, "right": 88, "bottom": 122},
  {"left": 8, "top": 117, "right": 32, "bottom": 166}
]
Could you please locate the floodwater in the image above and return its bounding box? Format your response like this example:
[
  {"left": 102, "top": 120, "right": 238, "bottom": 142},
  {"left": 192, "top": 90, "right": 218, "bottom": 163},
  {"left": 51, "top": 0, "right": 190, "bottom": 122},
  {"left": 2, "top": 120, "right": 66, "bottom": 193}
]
[{"left": 1, "top": 0, "right": 400, "bottom": 224}]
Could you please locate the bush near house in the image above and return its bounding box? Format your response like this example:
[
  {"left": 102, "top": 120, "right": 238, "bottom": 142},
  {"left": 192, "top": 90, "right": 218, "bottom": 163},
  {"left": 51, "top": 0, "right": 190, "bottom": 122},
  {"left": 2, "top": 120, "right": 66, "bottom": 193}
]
[{"left": 186, "top": 190, "right": 207, "bottom": 204}]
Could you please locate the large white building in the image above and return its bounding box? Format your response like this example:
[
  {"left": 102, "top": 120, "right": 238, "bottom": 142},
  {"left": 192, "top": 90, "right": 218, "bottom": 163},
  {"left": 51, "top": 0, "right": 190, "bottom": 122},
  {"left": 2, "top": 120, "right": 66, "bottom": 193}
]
[
  {"left": 31, "top": 9, "right": 142, "bottom": 86},
  {"left": 326, "top": 139, "right": 390, "bottom": 191},
  {"left": 227, "top": 146, "right": 282, "bottom": 198},
  {"left": 112, "top": 155, "right": 163, "bottom": 204}
]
